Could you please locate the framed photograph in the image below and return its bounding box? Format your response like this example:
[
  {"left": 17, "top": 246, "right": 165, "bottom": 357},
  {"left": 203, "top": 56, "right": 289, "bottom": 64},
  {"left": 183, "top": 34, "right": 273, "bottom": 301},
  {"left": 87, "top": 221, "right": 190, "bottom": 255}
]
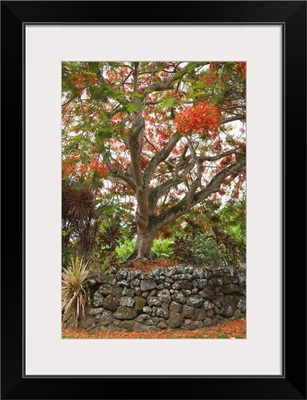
[{"left": 1, "top": 1, "right": 306, "bottom": 399}]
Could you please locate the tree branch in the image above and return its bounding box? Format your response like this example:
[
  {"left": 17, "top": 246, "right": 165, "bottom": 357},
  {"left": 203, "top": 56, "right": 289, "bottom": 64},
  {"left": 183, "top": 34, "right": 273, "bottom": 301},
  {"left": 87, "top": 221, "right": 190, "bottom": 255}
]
[
  {"left": 143, "top": 133, "right": 181, "bottom": 185},
  {"left": 153, "top": 157, "right": 246, "bottom": 230},
  {"left": 221, "top": 114, "right": 246, "bottom": 124},
  {"left": 194, "top": 157, "right": 246, "bottom": 203},
  {"left": 144, "top": 62, "right": 205, "bottom": 94},
  {"left": 100, "top": 148, "right": 136, "bottom": 191},
  {"left": 185, "top": 140, "right": 202, "bottom": 204},
  {"left": 151, "top": 159, "right": 195, "bottom": 203},
  {"left": 199, "top": 148, "right": 237, "bottom": 162}
]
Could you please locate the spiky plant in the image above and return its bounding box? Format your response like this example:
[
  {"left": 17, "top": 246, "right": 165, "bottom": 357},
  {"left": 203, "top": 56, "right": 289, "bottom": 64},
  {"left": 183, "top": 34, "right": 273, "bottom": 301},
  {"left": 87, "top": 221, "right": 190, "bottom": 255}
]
[
  {"left": 62, "top": 184, "right": 96, "bottom": 223},
  {"left": 62, "top": 181, "right": 98, "bottom": 256},
  {"left": 62, "top": 256, "right": 90, "bottom": 328}
]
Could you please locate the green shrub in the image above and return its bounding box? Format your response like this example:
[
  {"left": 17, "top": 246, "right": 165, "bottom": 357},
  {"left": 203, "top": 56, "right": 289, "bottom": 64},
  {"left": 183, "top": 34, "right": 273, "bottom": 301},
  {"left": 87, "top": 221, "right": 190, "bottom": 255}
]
[
  {"left": 191, "top": 234, "right": 228, "bottom": 267},
  {"left": 151, "top": 238, "right": 174, "bottom": 259},
  {"left": 115, "top": 237, "right": 136, "bottom": 261},
  {"left": 170, "top": 234, "right": 193, "bottom": 262}
]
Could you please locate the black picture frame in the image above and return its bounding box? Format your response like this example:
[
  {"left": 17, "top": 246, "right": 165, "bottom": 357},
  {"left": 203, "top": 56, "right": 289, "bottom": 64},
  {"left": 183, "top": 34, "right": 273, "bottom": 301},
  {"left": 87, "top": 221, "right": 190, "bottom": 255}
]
[{"left": 1, "top": 1, "right": 306, "bottom": 399}]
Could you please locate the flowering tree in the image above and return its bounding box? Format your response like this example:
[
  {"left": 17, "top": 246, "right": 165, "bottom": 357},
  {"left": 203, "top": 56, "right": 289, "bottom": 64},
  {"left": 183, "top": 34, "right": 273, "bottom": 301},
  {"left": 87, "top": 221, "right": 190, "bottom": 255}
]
[{"left": 62, "top": 61, "right": 246, "bottom": 260}]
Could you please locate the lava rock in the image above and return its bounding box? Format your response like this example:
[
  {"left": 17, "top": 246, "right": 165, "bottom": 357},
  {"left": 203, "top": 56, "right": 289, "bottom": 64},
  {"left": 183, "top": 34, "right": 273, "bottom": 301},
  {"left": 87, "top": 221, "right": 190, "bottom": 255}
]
[
  {"left": 185, "top": 266, "right": 194, "bottom": 274},
  {"left": 198, "top": 279, "right": 207, "bottom": 289},
  {"left": 173, "top": 273, "right": 187, "bottom": 281},
  {"left": 120, "top": 296, "right": 135, "bottom": 308},
  {"left": 206, "top": 309, "right": 214, "bottom": 318},
  {"left": 221, "top": 284, "right": 240, "bottom": 294},
  {"left": 151, "top": 267, "right": 164, "bottom": 276},
  {"left": 135, "top": 314, "right": 150, "bottom": 322},
  {"left": 117, "top": 280, "right": 130, "bottom": 288},
  {"left": 172, "top": 280, "right": 192, "bottom": 290},
  {"left": 222, "top": 295, "right": 236, "bottom": 306},
  {"left": 194, "top": 309, "right": 206, "bottom": 321},
  {"left": 98, "top": 273, "right": 116, "bottom": 285},
  {"left": 120, "top": 320, "right": 135, "bottom": 331},
  {"left": 103, "top": 295, "right": 120, "bottom": 312},
  {"left": 175, "top": 265, "right": 185, "bottom": 274},
  {"left": 145, "top": 317, "right": 159, "bottom": 326},
  {"left": 140, "top": 280, "right": 156, "bottom": 291},
  {"left": 221, "top": 305, "right": 235, "bottom": 317},
  {"left": 92, "top": 292, "right": 104, "bottom": 308},
  {"left": 187, "top": 295, "right": 203, "bottom": 308},
  {"left": 116, "top": 270, "right": 128, "bottom": 280},
  {"left": 147, "top": 297, "right": 161, "bottom": 307},
  {"left": 169, "top": 301, "right": 183, "bottom": 313},
  {"left": 208, "top": 277, "right": 218, "bottom": 286},
  {"left": 157, "top": 289, "right": 171, "bottom": 303},
  {"left": 156, "top": 307, "right": 168, "bottom": 318},
  {"left": 134, "top": 296, "right": 146, "bottom": 313},
  {"left": 192, "top": 280, "right": 199, "bottom": 288},
  {"left": 105, "top": 267, "right": 117, "bottom": 275},
  {"left": 223, "top": 274, "right": 232, "bottom": 284},
  {"left": 169, "top": 315, "right": 184, "bottom": 329},
  {"left": 182, "top": 305, "right": 194, "bottom": 318},
  {"left": 185, "top": 321, "right": 204, "bottom": 330},
  {"left": 202, "top": 286, "right": 216, "bottom": 300},
  {"left": 237, "top": 298, "right": 246, "bottom": 312},
  {"left": 192, "top": 269, "right": 203, "bottom": 279},
  {"left": 114, "top": 306, "right": 137, "bottom": 320},
  {"left": 203, "top": 300, "right": 214, "bottom": 310},
  {"left": 98, "top": 310, "right": 114, "bottom": 326},
  {"left": 143, "top": 306, "right": 153, "bottom": 315},
  {"left": 171, "top": 291, "right": 186, "bottom": 304},
  {"left": 89, "top": 308, "right": 104, "bottom": 316},
  {"left": 122, "top": 288, "right": 134, "bottom": 297},
  {"left": 98, "top": 284, "right": 114, "bottom": 295},
  {"left": 157, "top": 321, "right": 168, "bottom": 329}
]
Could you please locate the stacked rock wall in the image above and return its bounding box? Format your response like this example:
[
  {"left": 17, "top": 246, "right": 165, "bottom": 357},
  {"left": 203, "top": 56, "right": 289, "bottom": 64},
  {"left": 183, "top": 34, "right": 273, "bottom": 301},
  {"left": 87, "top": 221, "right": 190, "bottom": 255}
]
[{"left": 80, "top": 265, "right": 246, "bottom": 332}]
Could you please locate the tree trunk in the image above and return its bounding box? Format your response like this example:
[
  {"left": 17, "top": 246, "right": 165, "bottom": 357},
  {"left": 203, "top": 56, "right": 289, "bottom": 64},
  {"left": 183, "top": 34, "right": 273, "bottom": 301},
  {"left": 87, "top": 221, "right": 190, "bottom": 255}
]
[
  {"left": 127, "top": 228, "right": 156, "bottom": 260},
  {"left": 136, "top": 231, "right": 155, "bottom": 259}
]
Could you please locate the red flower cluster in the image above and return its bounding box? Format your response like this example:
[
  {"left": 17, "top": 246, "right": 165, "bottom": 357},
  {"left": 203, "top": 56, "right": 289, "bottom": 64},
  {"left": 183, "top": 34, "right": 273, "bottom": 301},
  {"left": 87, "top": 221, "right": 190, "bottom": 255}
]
[
  {"left": 174, "top": 101, "right": 221, "bottom": 136},
  {"left": 87, "top": 159, "right": 108, "bottom": 177},
  {"left": 72, "top": 71, "right": 97, "bottom": 95},
  {"left": 199, "top": 71, "right": 219, "bottom": 85},
  {"left": 62, "top": 156, "right": 108, "bottom": 179},
  {"left": 235, "top": 62, "right": 246, "bottom": 78},
  {"left": 62, "top": 154, "right": 80, "bottom": 178}
]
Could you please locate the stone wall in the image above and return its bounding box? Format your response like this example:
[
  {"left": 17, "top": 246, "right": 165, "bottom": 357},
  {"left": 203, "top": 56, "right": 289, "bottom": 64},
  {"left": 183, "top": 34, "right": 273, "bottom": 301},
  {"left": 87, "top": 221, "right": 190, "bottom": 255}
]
[{"left": 79, "top": 265, "right": 246, "bottom": 332}]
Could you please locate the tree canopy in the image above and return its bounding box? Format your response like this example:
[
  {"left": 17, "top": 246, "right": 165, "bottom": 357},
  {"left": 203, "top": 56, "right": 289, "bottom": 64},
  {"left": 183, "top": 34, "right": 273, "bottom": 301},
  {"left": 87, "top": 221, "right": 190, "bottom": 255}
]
[{"left": 62, "top": 61, "right": 246, "bottom": 261}]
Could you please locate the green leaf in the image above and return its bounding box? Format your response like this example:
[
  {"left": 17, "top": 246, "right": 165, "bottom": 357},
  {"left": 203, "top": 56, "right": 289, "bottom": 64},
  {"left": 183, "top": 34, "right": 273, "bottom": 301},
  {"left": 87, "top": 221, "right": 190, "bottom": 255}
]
[
  {"left": 126, "top": 102, "right": 141, "bottom": 113},
  {"left": 211, "top": 95, "right": 224, "bottom": 105},
  {"left": 95, "top": 127, "right": 113, "bottom": 141},
  {"left": 132, "top": 92, "right": 145, "bottom": 99},
  {"left": 161, "top": 97, "right": 174, "bottom": 109}
]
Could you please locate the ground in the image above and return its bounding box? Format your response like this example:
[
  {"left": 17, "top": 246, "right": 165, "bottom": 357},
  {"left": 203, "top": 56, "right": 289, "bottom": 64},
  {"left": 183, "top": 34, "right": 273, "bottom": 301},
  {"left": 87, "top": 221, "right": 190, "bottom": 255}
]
[{"left": 62, "top": 317, "right": 246, "bottom": 339}]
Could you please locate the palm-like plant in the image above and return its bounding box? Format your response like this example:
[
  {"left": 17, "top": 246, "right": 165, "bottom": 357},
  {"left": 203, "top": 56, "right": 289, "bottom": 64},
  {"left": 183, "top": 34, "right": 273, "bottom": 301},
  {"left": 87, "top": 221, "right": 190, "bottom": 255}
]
[
  {"left": 62, "top": 184, "right": 96, "bottom": 223},
  {"left": 62, "top": 182, "right": 98, "bottom": 258},
  {"left": 62, "top": 256, "right": 90, "bottom": 328}
]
